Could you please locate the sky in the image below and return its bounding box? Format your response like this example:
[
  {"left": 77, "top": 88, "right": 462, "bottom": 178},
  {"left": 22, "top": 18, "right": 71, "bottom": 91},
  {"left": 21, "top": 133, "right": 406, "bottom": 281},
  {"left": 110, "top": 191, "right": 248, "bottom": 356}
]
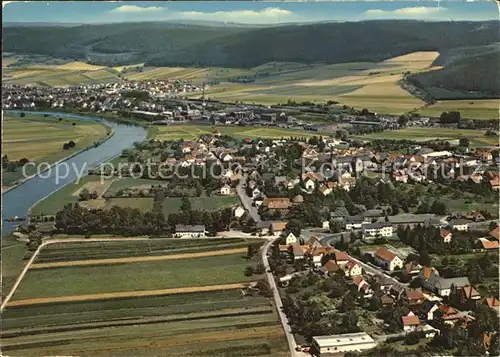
[{"left": 3, "top": 1, "right": 499, "bottom": 24}]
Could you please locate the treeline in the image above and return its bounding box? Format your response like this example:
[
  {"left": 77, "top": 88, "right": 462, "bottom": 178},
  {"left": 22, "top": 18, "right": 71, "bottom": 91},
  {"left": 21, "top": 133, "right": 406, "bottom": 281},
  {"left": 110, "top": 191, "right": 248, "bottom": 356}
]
[
  {"left": 4, "top": 21, "right": 499, "bottom": 68},
  {"left": 54, "top": 203, "right": 232, "bottom": 236}
]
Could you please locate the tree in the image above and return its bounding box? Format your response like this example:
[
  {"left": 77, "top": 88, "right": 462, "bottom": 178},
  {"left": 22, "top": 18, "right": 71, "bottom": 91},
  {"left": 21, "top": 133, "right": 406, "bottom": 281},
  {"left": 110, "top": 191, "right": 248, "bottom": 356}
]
[
  {"left": 247, "top": 244, "right": 256, "bottom": 258},
  {"left": 418, "top": 249, "right": 431, "bottom": 266},
  {"left": 180, "top": 196, "right": 191, "bottom": 212},
  {"left": 286, "top": 219, "right": 303, "bottom": 237},
  {"left": 79, "top": 188, "right": 91, "bottom": 201},
  {"left": 430, "top": 200, "right": 447, "bottom": 215},
  {"left": 340, "top": 291, "right": 356, "bottom": 312},
  {"left": 27, "top": 231, "right": 43, "bottom": 251},
  {"left": 459, "top": 137, "right": 470, "bottom": 148},
  {"left": 244, "top": 265, "right": 253, "bottom": 276}
]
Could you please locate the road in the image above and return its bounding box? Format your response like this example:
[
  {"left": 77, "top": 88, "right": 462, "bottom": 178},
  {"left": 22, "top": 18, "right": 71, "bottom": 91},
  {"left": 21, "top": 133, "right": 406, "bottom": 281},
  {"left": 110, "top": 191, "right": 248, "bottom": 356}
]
[
  {"left": 261, "top": 237, "right": 309, "bottom": 357},
  {"left": 236, "top": 174, "right": 261, "bottom": 222}
]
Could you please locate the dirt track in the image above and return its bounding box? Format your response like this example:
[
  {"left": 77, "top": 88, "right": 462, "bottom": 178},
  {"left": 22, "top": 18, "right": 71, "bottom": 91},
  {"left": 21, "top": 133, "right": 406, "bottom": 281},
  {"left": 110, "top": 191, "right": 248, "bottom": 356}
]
[
  {"left": 7, "top": 282, "right": 255, "bottom": 307},
  {"left": 30, "top": 247, "right": 247, "bottom": 269}
]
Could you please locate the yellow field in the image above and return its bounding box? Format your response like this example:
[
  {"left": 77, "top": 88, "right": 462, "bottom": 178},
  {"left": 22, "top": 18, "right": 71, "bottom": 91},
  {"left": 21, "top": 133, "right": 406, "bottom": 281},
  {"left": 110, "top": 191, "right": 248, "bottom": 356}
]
[
  {"left": 3, "top": 114, "right": 108, "bottom": 161},
  {"left": 55, "top": 61, "right": 106, "bottom": 71},
  {"left": 7, "top": 282, "right": 255, "bottom": 307},
  {"left": 417, "top": 99, "right": 499, "bottom": 120}
]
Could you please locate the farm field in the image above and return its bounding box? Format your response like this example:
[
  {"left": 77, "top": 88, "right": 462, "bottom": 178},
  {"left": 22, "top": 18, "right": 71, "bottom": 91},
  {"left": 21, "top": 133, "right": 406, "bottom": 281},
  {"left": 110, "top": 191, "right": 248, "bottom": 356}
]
[
  {"left": 11, "top": 251, "right": 258, "bottom": 299},
  {"left": 187, "top": 52, "right": 439, "bottom": 113},
  {"left": 353, "top": 127, "right": 499, "bottom": 147},
  {"left": 3, "top": 114, "right": 109, "bottom": 186},
  {"left": 2, "top": 238, "right": 287, "bottom": 357},
  {"left": 30, "top": 175, "right": 109, "bottom": 215},
  {"left": 416, "top": 99, "right": 499, "bottom": 120},
  {"left": 3, "top": 295, "right": 288, "bottom": 357},
  {"left": 2, "top": 239, "right": 29, "bottom": 300},
  {"left": 36, "top": 238, "right": 251, "bottom": 262},
  {"left": 154, "top": 124, "right": 319, "bottom": 141}
]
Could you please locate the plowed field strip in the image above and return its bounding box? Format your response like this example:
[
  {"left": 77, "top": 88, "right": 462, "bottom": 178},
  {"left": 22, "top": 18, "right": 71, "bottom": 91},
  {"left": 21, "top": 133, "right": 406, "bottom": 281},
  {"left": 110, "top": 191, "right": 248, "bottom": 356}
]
[
  {"left": 7, "top": 282, "right": 255, "bottom": 307},
  {"left": 31, "top": 247, "right": 247, "bottom": 269}
]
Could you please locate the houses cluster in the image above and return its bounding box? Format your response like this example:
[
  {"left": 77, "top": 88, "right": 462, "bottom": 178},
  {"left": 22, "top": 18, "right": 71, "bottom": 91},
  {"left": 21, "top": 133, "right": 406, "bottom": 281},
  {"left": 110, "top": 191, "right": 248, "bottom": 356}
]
[{"left": 2, "top": 80, "right": 202, "bottom": 113}]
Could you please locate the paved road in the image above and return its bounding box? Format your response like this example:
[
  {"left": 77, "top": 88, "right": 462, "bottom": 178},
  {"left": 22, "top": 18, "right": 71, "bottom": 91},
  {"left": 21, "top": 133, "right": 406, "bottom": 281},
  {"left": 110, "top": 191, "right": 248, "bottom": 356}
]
[
  {"left": 261, "top": 237, "right": 309, "bottom": 357},
  {"left": 236, "top": 175, "right": 261, "bottom": 222}
]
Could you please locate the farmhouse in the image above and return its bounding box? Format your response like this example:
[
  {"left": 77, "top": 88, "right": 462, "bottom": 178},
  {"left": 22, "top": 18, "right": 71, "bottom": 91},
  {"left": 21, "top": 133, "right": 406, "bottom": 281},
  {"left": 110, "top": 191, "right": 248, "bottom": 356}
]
[
  {"left": 421, "top": 271, "right": 471, "bottom": 297},
  {"left": 220, "top": 184, "right": 232, "bottom": 195},
  {"left": 449, "top": 219, "right": 469, "bottom": 231},
  {"left": 174, "top": 224, "right": 206, "bottom": 238},
  {"left": 402, "top": 315, "right": 421, "bottom": 332},
  {"left": 373, "top": 247, "right": 403, "bottom": 271},
  {"left": 312, "top": 332, "right": 377, "bottom": 355}
]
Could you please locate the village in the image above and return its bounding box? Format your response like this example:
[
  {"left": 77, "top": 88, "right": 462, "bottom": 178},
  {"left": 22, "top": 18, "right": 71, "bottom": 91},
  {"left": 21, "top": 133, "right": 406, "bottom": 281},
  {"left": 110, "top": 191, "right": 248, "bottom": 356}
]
[{"left": 60, "top": 128, "right": 499, "bottom": 356}]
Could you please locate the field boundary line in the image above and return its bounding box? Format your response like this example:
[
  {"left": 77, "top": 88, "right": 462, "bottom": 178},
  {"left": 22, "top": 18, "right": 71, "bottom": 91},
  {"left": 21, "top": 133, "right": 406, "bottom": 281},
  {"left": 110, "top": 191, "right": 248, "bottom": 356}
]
[
  {"left": 0, "top": 237, "right": 149, "bottom": 312},
  {"left": 30, "top": 247, "right": 247, "bottom": 269},
  {"left": 6, "top": 282, "right": 256, "bottom": 307}
]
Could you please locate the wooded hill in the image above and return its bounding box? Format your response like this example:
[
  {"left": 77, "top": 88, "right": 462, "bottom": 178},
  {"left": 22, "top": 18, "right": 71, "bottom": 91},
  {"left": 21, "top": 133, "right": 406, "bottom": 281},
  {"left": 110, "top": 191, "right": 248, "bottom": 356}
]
[
  {"left": 408, "top": 48, "right": 500, "bottom": 99},
  {"left": 4, "top": 21, "right": 499, "bottom": 68},
  {"left": 4, "top": 20, "right": 499, "bottom": 98}
]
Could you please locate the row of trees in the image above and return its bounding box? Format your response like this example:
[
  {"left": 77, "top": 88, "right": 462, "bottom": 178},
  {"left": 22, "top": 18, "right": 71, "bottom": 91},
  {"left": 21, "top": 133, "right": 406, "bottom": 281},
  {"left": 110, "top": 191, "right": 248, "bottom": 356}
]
[{"left": 54, "top": 202, "right": 232, "bottom": 236}]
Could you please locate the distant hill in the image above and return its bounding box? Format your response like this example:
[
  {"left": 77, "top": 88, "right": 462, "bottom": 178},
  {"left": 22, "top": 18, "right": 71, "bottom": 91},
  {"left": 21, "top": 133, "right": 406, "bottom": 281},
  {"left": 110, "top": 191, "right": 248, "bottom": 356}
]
[
  {"left": 408, "top": 49, "right": 500, "bottom": 99},
  {"left": 3, "top": 20, "right": 500, "bottom": 97}
]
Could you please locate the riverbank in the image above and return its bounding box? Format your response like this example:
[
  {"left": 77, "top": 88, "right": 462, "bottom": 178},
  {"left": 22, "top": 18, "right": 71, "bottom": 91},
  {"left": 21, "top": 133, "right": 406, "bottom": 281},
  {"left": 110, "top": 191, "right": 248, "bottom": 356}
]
[
  {"left": 2, "top": 112, "right": 146, "bottom": 236},
  {"left": 2, "top": 112, "right": 115, "bottom": 194}
]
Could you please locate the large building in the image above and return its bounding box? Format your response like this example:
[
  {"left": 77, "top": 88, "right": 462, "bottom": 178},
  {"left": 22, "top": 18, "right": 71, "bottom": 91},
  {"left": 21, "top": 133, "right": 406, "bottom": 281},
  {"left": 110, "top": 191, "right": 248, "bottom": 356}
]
[
  {"left": 174, "top": 224, "right": 206, "bottom": 238},
  {"left": 312, "top": 332, "right": 377, "bottom": 355},
  {"left": 361, "top": 222, "right": 393, "bottom": 238}
]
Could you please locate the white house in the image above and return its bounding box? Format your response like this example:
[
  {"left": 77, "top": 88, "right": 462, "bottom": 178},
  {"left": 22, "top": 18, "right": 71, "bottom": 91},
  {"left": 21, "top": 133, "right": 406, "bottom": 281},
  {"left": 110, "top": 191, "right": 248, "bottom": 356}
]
[
  {"left": 304, "top": 178, "right": 315, "bottom": 191},
  {"left": 420, "top": 300, "right": 440, "bottom": 321},
  {"left": 449, "top": 219, "right": 469, "bottom": 232},
  {"left": 174, "top": 224, "right": 206, "bottom": 238},
  {"left": 251, "top": 188, "right": 261, "bottom": 199},
  {"left": 322, "top": 220, "right": 330, "bottom": 230},
  {"left": 402, "top": 313, "right": 421, "bottom": 332},
  {"left": 233, "top": 205, "right": 246, "bottom": 219},
  {"left": 345, "top": 216, "right": 369, "bottom": 230},
  {"left": 284, "top": 232, "right": 298, "bottom": 245},
  {"left": 312, "top": 332, "right": 377, "bottom": 355},
  {"left": 373, "top": 247, "right": 403, "bottom": 271},
  {"left": 220, "top": 184, "right": 231, "bottom": 195},
  {"left": 362, "top": 222, "right": 393, "bottom": 238}
]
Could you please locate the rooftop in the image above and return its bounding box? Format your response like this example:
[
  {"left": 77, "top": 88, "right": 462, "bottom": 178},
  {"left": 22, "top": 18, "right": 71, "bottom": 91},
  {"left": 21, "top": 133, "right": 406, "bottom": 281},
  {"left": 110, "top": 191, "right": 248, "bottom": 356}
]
[
  {"left": 175, "top": 224, "right": 205, "bottom": 232},
  {"left": 313, "top": 332, "right": 375, "bottom": 348}
]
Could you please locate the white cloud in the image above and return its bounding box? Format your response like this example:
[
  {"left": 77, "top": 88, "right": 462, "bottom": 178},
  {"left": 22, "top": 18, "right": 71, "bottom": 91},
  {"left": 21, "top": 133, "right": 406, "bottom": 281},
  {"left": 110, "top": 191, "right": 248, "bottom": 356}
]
[
  {"left": 179, "top": 7, "right": 296, "bottom": 24},
  {"left": 109, "top": 5, "right": 165, "bottom": 14},
  {"left": 364, "top": 6, "right": 446, "bottom": 18}
]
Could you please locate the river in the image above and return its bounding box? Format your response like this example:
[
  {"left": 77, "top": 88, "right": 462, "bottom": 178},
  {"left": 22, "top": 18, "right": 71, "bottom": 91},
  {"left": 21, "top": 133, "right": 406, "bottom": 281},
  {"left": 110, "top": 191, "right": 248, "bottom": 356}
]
[{"left": 2, "top": 111, "right": 147, "bottom": 236}]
